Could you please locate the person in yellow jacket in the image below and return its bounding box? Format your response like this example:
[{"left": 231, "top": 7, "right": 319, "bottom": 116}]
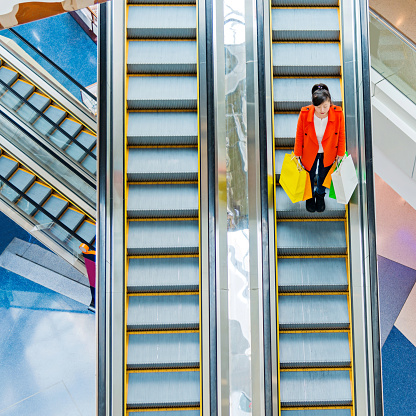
[{"left": 294, "top": 83, "right": 346, "bottom": 212}]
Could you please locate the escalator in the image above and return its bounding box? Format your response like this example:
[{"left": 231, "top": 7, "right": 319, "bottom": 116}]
[
  {"left": 0, "top": 147, "right": 96, "bottom": 271},
  {"left": 272, "top": 0, "right": 355, "bottom": 413},
  {"left": 0, "top": 41, "right": 98, "bottom": 272},
  {"left": 0, "top": 56, "right": 97, "bottom": 176},
  {"left": 125, "top": 1, "right": 200, "bottom": 413}
]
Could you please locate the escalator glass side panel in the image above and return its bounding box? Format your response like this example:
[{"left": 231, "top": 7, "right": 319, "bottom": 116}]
[
  {"left": 271, "top": 0, "right": 355, "bottom": 414},
  {"left": 0, "top": 58, "right": 98, "bottom": 176},
  {"left": 124, "top": 1, "right": 200, "bottom": 414},
  {"left": 0, "top": 148, "right": 96, "bottom": 267}
]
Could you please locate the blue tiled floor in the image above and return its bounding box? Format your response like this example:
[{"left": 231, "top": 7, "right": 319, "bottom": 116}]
[
  {"left": 0, "top": 212, "right": 47, "bottom": 254},
  {"left": 382, "top": 326, "right": 416, "bottom": 415},
  {"left": 0, "top": 268, "right": 94, "bottom": 416},
  {"left": 377, "top": 255, "right": 416, "bottom": 346},
  {"left": 0, "top": 12, "right": 97, "bottom": 101}
]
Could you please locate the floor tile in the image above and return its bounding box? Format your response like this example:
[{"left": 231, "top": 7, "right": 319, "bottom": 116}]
[
  {"left": 0, "top": 269, "right": 94, "bottom": 412},
  {"left": 0, "top": 381, "right": 81, "bottom": 416},
  {"left": 377, "top": 255, "right": 416, "bottom": 346},
  {"left": 375, "top": 174, "right": 416, "bottom": 271},
  {"left": 381, "top": 326, "right": 416, "bottom": 416},
  {"left": 395, "top": 282, "right": 416, "bottom": 347}
]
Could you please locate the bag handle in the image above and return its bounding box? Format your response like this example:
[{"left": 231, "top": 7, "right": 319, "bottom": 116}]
[{"left": 290, "top": 152, "right": 304, "bottom": 172}]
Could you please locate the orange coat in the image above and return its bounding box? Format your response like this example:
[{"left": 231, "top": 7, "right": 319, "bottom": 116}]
[{"left": 294, "top": 105, "right": 346, "bottom": 171}]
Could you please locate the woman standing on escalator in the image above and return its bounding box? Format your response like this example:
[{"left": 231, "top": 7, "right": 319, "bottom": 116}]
[{"left": 294, "top": 83, "right": 346, "bottom": 213}]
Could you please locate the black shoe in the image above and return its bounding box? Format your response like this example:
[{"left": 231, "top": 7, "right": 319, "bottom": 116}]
[
  {"left": 306, "top": 197, "right": 316, "bottom": 212},
  {"left": 315, "top": 193, "right": 325, "bottom": 212}
]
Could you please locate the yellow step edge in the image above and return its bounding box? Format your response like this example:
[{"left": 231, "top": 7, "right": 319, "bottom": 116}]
[
  {"left": 273, "top": 41, "right": 340, "bottom": 44},
  {"left": 282, "top": 405, "right": 352, "bottom": 411},
  {"left": 271, "top": 6, "right": 339, "bottom": 9},
  {"left": 277, "top": 254, "right": 347, "bottom": 259},
  {"left": 128, "top": 181, "right": 198, "bottom": 185},
  {"left": 128, "top": 38, "right": 196, "bottom": 42},
  {"left": 273, "top": 75, "right": 341, "bottom": 79},
  {"left": 279, "top": 328, "right": 349, "bottom": 334},
  {"left": 128, "top": 73, "right": 197, "bottom": 77},
  {"left": 127, "top": 328, "right": 199, "bottom": 335},
  {"left": 128, "top": 217, "right": 198, "bottom": 222},
  {"left": 280, "top": 366, "right": 351, "bottom": 372},
  {"left": 127, "top": 367, "right": 199, "bottom": 374},
  {"left": 276, "top": 218, "right": 346, "bottom": 222},
  {"left": 128, "top": 291, "right": 199, "bottom": 297},
  {"left": 128, "top": 3, "right": 196, "bottom": 7},
  {"left": 278, "top": 291, "right": 348, "bottom": 296},
  {"left": 128, "top": 254, "right": 199, "bottom": 259},
  {"left": 128, "top": 109, "right": 197, "bottom": 113},
  {"left": 127, "top": 144, "right": 198, "bottom": 149},
  {"left": 127, "top": 407, "right": 200, "bottom": 414}
]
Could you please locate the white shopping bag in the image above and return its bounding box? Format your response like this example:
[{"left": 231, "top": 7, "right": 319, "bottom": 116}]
[{"left": 331, "top": 154, "right": 358, "bottom": 204}]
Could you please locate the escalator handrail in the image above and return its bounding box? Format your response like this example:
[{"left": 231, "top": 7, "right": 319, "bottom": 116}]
[
  {"left": 0, "top": 78, "right": 97, "bottom": 159},
  {"left": 369, "top": 8, "right": 416, "bottom": 52},
  {"left": 0, "top": 107, "right": 96, "bottom": 190},
  {"left": 8, "top": 28, "right": 97, "bottom": 102},
  {"left": 0, "top": 171, "right": 94, "bottom": 248},
  {"left": 0, "top": 37, "right": 96, "bottom": 131}
]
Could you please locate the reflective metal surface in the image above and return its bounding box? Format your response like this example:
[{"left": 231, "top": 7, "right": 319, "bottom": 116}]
[
  {"left": 341, "top": 0, "right": 383, "bottom": 415},
  {"left": 0, "top": 38, "right": 97, "bottom": 131},
  {"left": 214, "top": 0, "right": 265, "bottom": 413}
]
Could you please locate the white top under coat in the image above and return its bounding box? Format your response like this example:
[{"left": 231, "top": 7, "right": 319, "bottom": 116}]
[{"left": 314, "top": 114, "right": 328, "bottom": 153}]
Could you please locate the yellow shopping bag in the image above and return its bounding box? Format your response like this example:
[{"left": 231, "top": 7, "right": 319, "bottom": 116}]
[{"left": 279, "top": 152, "right": 307, "bottom": 203}]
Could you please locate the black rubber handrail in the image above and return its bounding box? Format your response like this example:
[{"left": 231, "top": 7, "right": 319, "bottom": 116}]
[
  {"left": 0, "top": 78, "right": 97, "bottom": 159},
  {"left": 8, "top": 28, "right": 97, "bottom": 102},
  {"left": 0, "top": 170, "right": 94, "bottom": 248},
  {"left": 0, "top": 107, "right": 96, "bottom": 190}
]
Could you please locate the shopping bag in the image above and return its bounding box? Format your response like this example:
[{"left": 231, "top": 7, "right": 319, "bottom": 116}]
[
  {"left": 329, "top": 180, "right": 337, "bottom": 199},
  {"left": 303, "top": 172, "right": 312, "bottom": 201},
  {"left": 279, "top": 152, "right": 307, "bottom": 203},
  {"left": 331, "top": 154, "right": 358, "bottom": 204},
  {"left": 323, "top": 163, "right": 337, "bottom": 188}
]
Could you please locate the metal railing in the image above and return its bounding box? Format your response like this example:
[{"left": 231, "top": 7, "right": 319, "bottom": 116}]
[{"left": 369, "top": 8, "right": 416, "bottom": 104}]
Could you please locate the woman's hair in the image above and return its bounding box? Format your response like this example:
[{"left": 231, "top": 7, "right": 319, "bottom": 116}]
[{"left": 311, "top": 83, "right": 332, "bottom": 106}]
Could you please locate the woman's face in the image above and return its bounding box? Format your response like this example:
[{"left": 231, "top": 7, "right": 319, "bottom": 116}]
[{"left": 314, "top": 99, "right": 331, "bottom": 118}]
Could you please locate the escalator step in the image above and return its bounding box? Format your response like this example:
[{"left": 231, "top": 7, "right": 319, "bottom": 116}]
[
  {"left": 127, "top": 112, "right": 197, "bottom": 146},
  {"left": 127, "top": 76, "right": 197, "bottom": 110},
  {"left": 271, "top": 8, "right": 339, "bottom": 41},
  {"left": 0, "top": 67, "right": 18, "bottom": 87},
  {"left": 33, "top": 106, "right": 67, "bottom": 136},
  {"left": 279, "top": 332, "right": 351, "bottom": 368},
  {"left": 273, "top": 0, "right": 339, "bottom": 5},
  {"left": 127, "top": 371, "right": 200, "bottom": 408},
  {"left": 128, "top": 41, "right": 197, "bottom": 74},
  {"left": 280, "top": 370, "right": 352, "bottom": 407},
  {"left": 17, "top": 92, "right": 50, "bottom": 124},
  {"left": 128, "top": 256, "right": 199, "bottom": 292},
  {"left": 34, "top": 195, "right": 68, "bottom": 225},
  {"left": 127, "top": 6, "right": 196, "bottom": 40},
  {"left": 127, "top": 183, "right": 198, "bottom": 218},
  {"left": 81, "top": 147, "right": 97, "bottom": 175},
  {"left": 276, "top": 221, "right": 346, "bottom": 255},
  {"left": 273, "top": 78, "right": 342, "bottom": 111},
  {"left": 127, "top": 332, "right": 199, "bottom": 369},
  {"left": 65, "top": 131, "right": 96, "bottom": 162},
  {"left": 127, "top": 148, "right": 198, "bottom": 182},
  {"left": 275, "top": 113, "right": 298, "bottom": 147},
  {"left": 127, "top": 220, "right": 198, "bottom": 255},
  {"left": 0, "top": 156, "right": 18, "bottom": 179},
  {"left": 276, "top": 186, "right": 345, "bottom": 220},
  {"left": 277, "top": 257, "right": 348, "bottom": 292},
  {"left": 0, "top": 80, "right": 34, "bottom": 110},
  {"left": 75, "top": 220, "right": 96, "bottom": 244},
  {"left": 128, "top": 412, "right": 199, "bottom": 416},
  {"left": 273, "top": 43, "right": 341, "bottom": 76},
  {"left": 127, "top": 294, "right": 199, "bottom": 330},
  {"left": 128, "top": 0, "right": 196, "bottom": 3},
  {"left": 17, "top": 182, "right": 51, "bottom": 216},
  {"left": 281, "top": 410, "right": 351, "bottom": 416},
  {"left": 279, "top": 294, "right": 349, "bottom": 330},
  {"left": 59, "top": 208, "right": 85, "bottom": 231},
  {"left": 1, "top": 169, "right": 35, "bottom": 203},
  {"left": 49, "top": 119, "right": 83, "bottom": 149}
]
